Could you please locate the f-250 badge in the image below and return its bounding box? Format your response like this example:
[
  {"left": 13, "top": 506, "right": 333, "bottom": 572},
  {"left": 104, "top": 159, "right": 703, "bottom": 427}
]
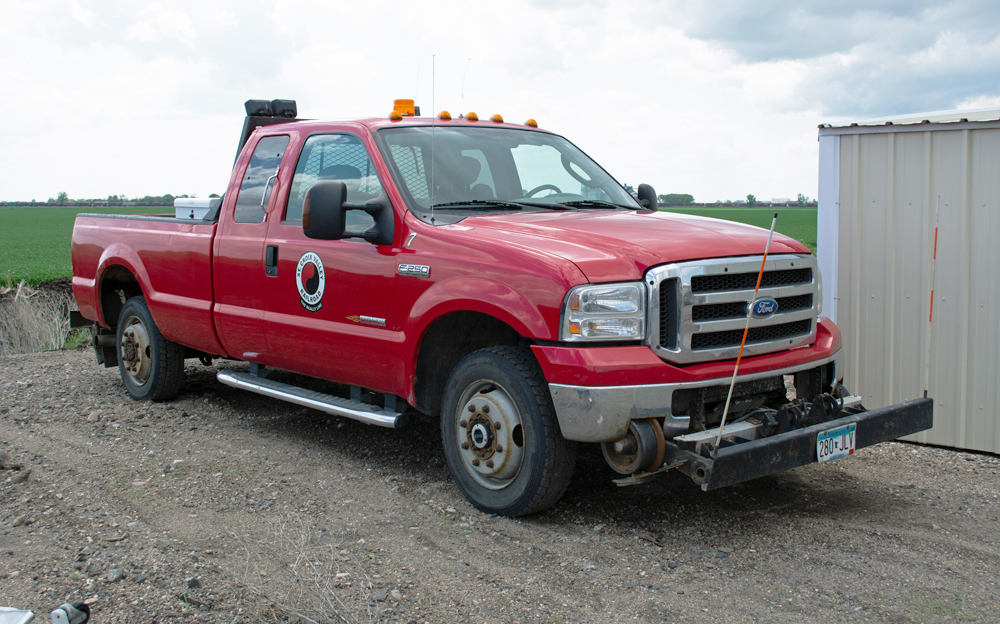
[{"left": 295, "top": 252, "right": 325, "bottom": 312}]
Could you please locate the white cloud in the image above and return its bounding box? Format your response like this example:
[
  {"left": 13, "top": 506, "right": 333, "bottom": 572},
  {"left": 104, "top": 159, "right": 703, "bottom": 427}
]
[{"left": 0, "top": 0, "right": 998, "bottom": 203}]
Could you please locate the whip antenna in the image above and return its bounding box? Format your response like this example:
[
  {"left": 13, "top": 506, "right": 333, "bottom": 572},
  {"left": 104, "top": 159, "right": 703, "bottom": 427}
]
[
  {"left": 430, "top": 55, "right": 436, "bottom": 222},
  {"left": 460, "top": 58, "right": 471, "bottom": 112},
  {"left": 714, "top": 212, "right": 779, "bottom": 453}
]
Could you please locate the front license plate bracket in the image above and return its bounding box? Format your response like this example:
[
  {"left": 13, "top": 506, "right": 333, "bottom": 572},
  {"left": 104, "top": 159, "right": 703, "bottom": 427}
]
[{"left": 817, "top": 422, "right": 856, "bottom": 462}]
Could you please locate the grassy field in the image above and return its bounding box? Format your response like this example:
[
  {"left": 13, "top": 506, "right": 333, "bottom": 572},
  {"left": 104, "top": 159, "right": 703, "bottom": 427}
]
[
  {"left": 0, "top": 205, "right": 818, "bottom": 284},
  {"left": 0, "top": 206, "right": 170, "bottom": 284},
  {"left": 660, "top": 206, "right": 817, "bottom": 253}
]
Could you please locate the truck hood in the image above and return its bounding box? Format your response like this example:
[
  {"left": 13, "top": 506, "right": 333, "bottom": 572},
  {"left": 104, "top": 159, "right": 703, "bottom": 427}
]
[{"left": 458, "top": 210, "right": 810, "bottom": 282}]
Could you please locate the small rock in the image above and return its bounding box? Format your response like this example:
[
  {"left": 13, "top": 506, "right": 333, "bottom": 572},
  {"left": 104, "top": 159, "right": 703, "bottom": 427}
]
[
  {"left": 719, "top": 547, "right": 734, "bottom": 554},
  {"left": 0, "top": 451, "right": 8, "bottom": 467},
  {"left": 667, "top": 561, "right": 678, "bottom": 569},
  {"left": 390, "top": 589, "right": 402, "bottom": 601},
  {"left": 445, "top": 507, "right": 457, "bottom": 514},
  {"left": 106, "top": 568, "right": 126, "bottom": 583},
  {"left": 373, "top": 589, "right": 388, "bottom": 602},
  {"left": 716, "top": 551, "right": 728, "bottom": 559},
  {"left": 134, "top": 574, "right": 147, "bottom": 584},
  {"left": 87, "top": 412, "right": 101, "bottom": 423},
  {"left": 186, "top": 576, "right": 201, "bottom": 588},
  {"left": 593, "top": 524, "right": 604, "bottom": 532},
  {"left": 12, "top": 515, "right": 26, "bottom": 527},
  {"left": 11, "top": 469, "right": 31, "bottom": 484}
]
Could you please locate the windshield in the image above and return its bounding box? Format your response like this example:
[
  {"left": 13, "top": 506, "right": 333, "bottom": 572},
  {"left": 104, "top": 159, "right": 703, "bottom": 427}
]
[{"left": 378, "top": 126, "right": 640, "bottom": 215}]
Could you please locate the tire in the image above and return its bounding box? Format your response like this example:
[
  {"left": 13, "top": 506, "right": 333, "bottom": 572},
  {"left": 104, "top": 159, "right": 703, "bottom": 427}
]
[
  {"left": 116, "top": 296, "right": 185, "bottom": 402},
  {"left": 440, "top": 346, "right": 576, "bottom": 516}
]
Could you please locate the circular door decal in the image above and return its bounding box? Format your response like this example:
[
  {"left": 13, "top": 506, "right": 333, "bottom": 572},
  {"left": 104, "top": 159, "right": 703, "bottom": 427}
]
[{"left": 295, "top": 252, "right": 325, "bottom": 312}]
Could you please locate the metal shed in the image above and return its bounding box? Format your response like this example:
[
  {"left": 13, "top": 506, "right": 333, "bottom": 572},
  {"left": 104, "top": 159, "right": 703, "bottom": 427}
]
[{"left": 817, "top": 107, "right": 1000, "bottom": 454}]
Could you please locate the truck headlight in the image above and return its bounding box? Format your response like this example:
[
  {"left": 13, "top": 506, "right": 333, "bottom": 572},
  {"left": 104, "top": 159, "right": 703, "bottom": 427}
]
[{"left": 560, "top": 282, "right": 646, "bottom": 341}]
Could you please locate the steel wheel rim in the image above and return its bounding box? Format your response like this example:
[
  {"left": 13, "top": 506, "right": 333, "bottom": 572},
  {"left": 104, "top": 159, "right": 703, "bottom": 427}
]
[
  {"left": 454, "top": 380, "right": 525, "bottom": 491},
  {"left": 120, "top": 315, "right": 152, "bottom": 387}
]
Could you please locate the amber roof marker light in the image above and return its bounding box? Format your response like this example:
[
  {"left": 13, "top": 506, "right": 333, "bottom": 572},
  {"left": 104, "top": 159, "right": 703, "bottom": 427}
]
[
  {"left": 490, "top": 113, "right": 503, "bottom": 123},
  {"left": 466, "top": 112, "right": 479, "bottom": 121},
  {"left": 392, "top": 98, "right": 418, "bottom": 118},
  {"left": 524, "top": 118, "right": 538, "bottom": 127},
  {"left": 437, "top": 111, "right": 452, "bottom": 120}
]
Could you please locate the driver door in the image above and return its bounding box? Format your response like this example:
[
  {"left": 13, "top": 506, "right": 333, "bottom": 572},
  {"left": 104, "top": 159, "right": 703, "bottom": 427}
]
[{"left": 260, "top": 133, "right": 399, "bottom": 390}]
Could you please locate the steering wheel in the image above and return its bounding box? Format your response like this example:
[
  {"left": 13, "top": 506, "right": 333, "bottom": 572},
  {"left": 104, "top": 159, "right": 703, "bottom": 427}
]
[{"left": 525, "top": 184, "right": 562, "bottom": 197}]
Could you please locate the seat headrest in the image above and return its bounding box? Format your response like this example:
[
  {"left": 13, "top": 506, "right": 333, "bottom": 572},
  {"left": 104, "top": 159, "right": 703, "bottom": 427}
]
[
  {"left": 434, "top": 153, "right": 481, "bottom": 187},
  {"left": 320, "top": 165, "right": 362, "bottom": 180}
]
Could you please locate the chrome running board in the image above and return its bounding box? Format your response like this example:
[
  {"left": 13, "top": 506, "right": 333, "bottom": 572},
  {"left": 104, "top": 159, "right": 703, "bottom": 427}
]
[{"left": 216, "top": 370, "right": 408, "bottom": 429}]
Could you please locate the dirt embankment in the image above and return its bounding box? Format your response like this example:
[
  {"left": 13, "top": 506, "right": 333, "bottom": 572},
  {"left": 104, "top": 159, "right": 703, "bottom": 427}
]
[{"left": 2, "top": 348, "right": 999, "bottom": 623}]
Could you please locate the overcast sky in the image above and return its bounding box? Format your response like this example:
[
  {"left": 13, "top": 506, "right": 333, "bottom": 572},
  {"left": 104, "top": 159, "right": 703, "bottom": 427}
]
[{"left": 2, "top": 0, "right": 999, "bottom": 203}]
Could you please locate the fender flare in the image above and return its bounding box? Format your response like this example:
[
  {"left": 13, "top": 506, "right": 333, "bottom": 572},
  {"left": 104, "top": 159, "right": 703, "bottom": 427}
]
[
  {"left": 406, "top": 276, "right": 555, "bottom": 345},
  {"left": 94, "top": 244, "right": 153, "bottom": 327}
]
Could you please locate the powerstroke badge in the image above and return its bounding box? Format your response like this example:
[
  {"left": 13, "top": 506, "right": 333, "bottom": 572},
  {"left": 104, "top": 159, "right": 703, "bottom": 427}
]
[
  {"left": 398, "top": 263, "right": 430, "bottom": 278},
  {"left": 295, "top": 252, "right": 325, "bottom": 312}
]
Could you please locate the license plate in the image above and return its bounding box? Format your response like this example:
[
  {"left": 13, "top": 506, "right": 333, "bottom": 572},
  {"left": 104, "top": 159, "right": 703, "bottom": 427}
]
[{"left": 817, "top": 423, "right": 856, "bottom": 462}]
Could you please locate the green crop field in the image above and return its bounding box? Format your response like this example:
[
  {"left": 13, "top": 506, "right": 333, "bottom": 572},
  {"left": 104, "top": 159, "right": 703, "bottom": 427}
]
[
  {"left": 0, "top": 206, "right": 170, "bottom": 284},
  {"left": 660, "top": 206, "right": 817, "bottom": 253},
  {"left": 0, "top": 204, "right": 818, "bottom": 285}
]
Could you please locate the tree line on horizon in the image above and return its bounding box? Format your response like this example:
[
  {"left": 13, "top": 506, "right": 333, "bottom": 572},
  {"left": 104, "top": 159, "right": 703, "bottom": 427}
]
[
  {"left": 1, "top": 191, "right": 220, "bottom": 207},
  {"left": 657, "top": 193, "right": 815, "bottom": 207}
]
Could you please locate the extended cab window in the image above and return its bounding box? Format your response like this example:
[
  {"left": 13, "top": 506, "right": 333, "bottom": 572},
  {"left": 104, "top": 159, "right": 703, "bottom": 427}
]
[
  {"left": 284, "top": 134, "right": 384, "bottom": 231},
  {"left": 234, "top": 135, "right": 290, "bottom": 224}
]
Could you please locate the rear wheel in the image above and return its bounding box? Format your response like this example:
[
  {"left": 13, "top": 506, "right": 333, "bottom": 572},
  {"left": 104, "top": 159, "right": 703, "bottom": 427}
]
[
  {"left": 440, "top": 346, "right": 576, "bottom": 516},
  {"left": 116, "top": 296, "right": 184, "bottom": 401}
]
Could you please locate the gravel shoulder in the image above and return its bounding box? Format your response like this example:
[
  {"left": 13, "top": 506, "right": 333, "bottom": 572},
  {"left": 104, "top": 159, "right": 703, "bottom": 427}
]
[{"left": 2, "top": 348, "right": 999, "bottom": 623}]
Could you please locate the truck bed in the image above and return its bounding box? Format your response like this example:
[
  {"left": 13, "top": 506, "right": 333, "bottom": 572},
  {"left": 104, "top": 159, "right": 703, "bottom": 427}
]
[{"left": 71, "top": 213, "right": 225, "bottom": 356}]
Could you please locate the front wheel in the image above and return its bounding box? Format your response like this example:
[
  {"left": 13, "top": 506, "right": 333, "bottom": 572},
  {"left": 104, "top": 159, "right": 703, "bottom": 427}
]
[
  {"left": 116, "top": 296, "right": 185, "bottom": 402},
  {"left": 440, "top": 346, "right": 576, "bottom": 516}
]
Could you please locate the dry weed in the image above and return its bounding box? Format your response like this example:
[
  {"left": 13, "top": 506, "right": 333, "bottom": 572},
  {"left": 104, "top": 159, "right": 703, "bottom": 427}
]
[
  {"left": 230, "top": 518, "right": 383, "bottom": 624},
  {"left": 0, "top": 280, "right": 78, "bottom": 356}
]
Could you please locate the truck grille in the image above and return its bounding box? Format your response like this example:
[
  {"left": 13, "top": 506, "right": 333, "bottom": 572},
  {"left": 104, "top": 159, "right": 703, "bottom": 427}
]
[
  {"left": 691, "top": 319, "right": 812, "bottom": 350},
  {"left": 692, "top": 293, "right": 813, "bottom": 322},
  {"left": 691, "top": 268, "right": 812, "bottom": 293},
  {"left": 646, "top": 255, "right": 820, "bottom": 364}
]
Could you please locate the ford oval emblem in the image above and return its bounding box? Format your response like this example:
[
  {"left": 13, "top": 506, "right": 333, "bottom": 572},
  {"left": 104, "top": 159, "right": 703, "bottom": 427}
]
[{"left": 750, "top": 298, "right": 779, "bottom": 319}]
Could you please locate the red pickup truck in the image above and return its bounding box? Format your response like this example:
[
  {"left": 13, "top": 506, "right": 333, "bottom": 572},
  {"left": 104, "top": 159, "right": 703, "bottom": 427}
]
[{"left": 71, "top": 99, "right": 932, "bottom": 516}]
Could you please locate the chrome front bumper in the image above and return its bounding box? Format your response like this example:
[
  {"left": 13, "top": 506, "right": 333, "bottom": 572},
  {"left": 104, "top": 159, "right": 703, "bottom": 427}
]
[{"left": 548, "top": 349, "right": 844, "bottom": 443}]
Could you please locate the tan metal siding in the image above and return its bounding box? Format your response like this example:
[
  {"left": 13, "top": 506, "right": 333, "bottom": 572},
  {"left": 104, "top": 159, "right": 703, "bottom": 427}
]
[{"left": 833, "top": 126, "right": 1000, "bottom": 454}]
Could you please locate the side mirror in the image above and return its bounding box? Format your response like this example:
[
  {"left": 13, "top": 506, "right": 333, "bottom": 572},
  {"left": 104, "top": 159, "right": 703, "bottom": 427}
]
[
  {"left": 303, "top": 181, "right": 347, "bottom": 240},
  {"left": 636, "top": 184, "right": 657, "bottom": 211},
  {"left": 303, "top": 180, "right": 396, "bottom": 245}
]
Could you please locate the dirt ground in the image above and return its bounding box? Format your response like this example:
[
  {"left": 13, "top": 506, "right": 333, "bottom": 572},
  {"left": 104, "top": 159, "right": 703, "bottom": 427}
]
[{"left": 2, "top": 348, "right": 999, "bottom": 624}]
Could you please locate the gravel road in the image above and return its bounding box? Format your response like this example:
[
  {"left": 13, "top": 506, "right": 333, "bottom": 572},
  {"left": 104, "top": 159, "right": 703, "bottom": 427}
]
[{"left": 2, "top": 348, "right": 999, "bottom": 623}]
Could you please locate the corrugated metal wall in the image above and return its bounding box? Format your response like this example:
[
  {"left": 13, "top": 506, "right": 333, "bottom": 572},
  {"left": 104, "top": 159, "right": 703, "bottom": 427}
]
[{"left": 822, "top": 123, "right": 1000, "bottom": 454}]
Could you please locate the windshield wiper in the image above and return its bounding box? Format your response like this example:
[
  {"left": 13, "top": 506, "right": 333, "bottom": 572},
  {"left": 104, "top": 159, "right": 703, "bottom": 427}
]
[
  {"left": 509, "top": 200, "right": 576, "bottom": 210},
  {"left": 560, "top": 200, "right": 631, "bottom": 209},
  {"left": 430, "top": 200, "right": 524, "bottom": 211}
]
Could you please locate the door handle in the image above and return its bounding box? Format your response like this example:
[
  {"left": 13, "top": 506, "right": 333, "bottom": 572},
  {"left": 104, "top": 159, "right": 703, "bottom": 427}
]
[{"left": 265, "top": 245, "right": 278, "bottom": 277}]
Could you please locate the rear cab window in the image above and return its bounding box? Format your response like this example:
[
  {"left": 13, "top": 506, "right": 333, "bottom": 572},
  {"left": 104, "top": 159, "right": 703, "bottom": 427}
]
[{"left": 234, "top": 135, "right": 290, "bottom": 224}]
